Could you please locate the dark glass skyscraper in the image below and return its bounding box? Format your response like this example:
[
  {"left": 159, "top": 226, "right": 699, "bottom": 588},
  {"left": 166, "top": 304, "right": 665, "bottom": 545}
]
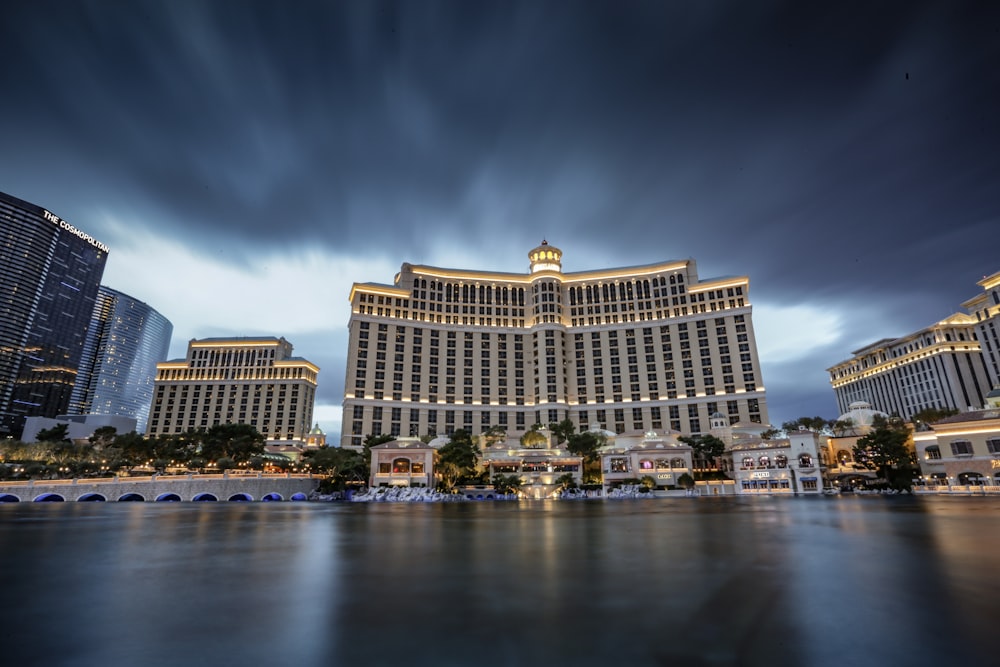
[
  {"left": 69, "top": 286, "right": 173, "bottom": 433},
  {"left": 0, "top": 191, "right": 109, "bottom": 438}
]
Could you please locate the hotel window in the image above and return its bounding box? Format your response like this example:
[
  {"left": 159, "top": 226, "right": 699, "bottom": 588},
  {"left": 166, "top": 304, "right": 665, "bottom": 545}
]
[
  {"left": 742, "top": 457, "right": 754, "bottom": 469},
  {"left": 987, "top": 439, "right": 1000, "bottom": 454},
  {"left": 950, "top": 440, "right": 973, "bottom": 457},
  {"left": 798, "top": 454, "right": 813, "bottom": 467},
  {"left": 925, "top": 445, "right": 941, "bottom": 460}
]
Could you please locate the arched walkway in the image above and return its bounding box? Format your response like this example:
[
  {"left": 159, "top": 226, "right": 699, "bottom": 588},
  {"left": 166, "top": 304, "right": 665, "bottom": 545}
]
[
  {"left": 261, "top": 492, "right": 283, "bottom": 502},
  {"left": 290, "top": 492, "right": 308, "bottom": 501},
  {"left": 155, "top": 493, "right": 181, "bottom": 502},
  {"left": 33, "top": 493, "right": 65, "bottom": 502},
  {"left": 118, "top": 493, "right": 145, "bottom": 502},
  {"left": 193, "top": 493, "right": 218, "bottom": 502},
  {"left": 958, "top": 472, "right": 985, "bottom": 485},
  {"left": 228, "top": 493, "right": 253, "bottom": 502},
  {"left": 78, "top": 493, "right": 106, "bottom": 502}
]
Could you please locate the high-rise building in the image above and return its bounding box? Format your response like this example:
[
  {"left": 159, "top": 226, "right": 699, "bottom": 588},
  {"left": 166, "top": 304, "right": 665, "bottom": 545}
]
[
  {"left": 147, "top": 337, "right": 319, "bottom": 443},
  {"left": 828, "top": 314, "right": 992, "bottom": 420},
  {"left": 962, "top": 270, "right": 1000, "bottom": 391},
  {"left": 0, "top": 191, "right": 109, "bottom": 438},
  {"left": 69, "top": 286, "right": 173, "bottom": 433},
  {"left": 341, "top": 241, "right": 769, "bottom": 448}
]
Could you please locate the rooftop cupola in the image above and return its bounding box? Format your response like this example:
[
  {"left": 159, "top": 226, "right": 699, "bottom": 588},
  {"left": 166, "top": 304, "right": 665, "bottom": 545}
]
[{"left": 529, "top": 240, "right": 562, "bottom": 274}]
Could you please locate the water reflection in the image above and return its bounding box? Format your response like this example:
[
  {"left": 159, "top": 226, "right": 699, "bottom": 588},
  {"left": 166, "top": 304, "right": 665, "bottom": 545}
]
[{"left": 1, "top": 497, "right": 999, "bottom": 666}]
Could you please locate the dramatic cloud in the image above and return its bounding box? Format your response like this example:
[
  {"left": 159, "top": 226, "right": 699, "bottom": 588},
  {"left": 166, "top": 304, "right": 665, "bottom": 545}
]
[{"left": 2, "top": 1, "right": 998, "bottom": 431}]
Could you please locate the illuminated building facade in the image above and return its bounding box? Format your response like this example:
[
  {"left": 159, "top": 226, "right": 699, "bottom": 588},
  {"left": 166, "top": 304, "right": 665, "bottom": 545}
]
[
  {"left": 341, "top": 241, "right": 768, "bottom": 448},
  {"left": 147, "top": 337, "right": 318, "bottom": 443},
  {"left": 828, "top": 314, "right": 992, "bottom": 420},
  {"left": 963, "top": 270, "right": 1000, "bottom": 390},
  {"left": 0, "top": 191, "right": 109, "bottom": 438},
  {"left": 69, "top": 286, "right": 173, "bottom": 433}
]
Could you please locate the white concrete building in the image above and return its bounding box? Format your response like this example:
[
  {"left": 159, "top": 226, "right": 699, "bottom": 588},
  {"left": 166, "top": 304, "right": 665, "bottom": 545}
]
[
  {"left": 147, "top": 337, "right": 318, "bottom": 443},
  {"left": 341, "top": 241, "right": 768, "bottom": 447},
  {"left": 963, "top": 270, "right": 1000, "bottom": 391},
  {"left": 729, "top": 430, "right": 825, "bottom": 495},
  {"left": 828, "top": 314, "right": 992, "bottom": 421}
]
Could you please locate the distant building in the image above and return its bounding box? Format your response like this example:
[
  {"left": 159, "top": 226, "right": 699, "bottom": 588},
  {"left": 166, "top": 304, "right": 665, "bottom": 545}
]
[
  {"left": 962, "top": 270, "right": 1000, "bottom": 391},
  {"left": 341, "top": 241, "right": 768, "bottom": 447},
  {"left": 482, "top": 427, "right": 584, "bottom": 499},
  {"left": 598, "top": 428, "right": 694, "bottom": 494},
  {"left": 369, "top": 438, "right": 436, "bottom": 488},
  {"left": 69, "top": 286, "right": 172, "bottom": 433},
  {"left": 827, "top": 313, "right": 991, "bottom": 421},
  {"left": 0, "top": 191, "right": 109, "bottom": 438},
  {"left": 819, "top": 400, "right": 889, "bottom": 487},
  {"left": 147, "top": 337, "right": 319, "bottom": 443},
  {"left": 728, "top": 430, "right": 825, "bottom": 495},
  {"left": 913, "top": 407, "right": 1000, "bottom": 487}
]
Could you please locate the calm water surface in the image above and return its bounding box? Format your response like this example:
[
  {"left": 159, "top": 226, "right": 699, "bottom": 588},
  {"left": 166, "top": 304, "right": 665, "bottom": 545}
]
[{"left": 1, "top": 496, "right": 998, "bottom": 667}]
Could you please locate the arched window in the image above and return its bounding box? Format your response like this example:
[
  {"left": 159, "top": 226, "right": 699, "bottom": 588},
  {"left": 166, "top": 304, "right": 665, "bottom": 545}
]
[
  {"left": 670, "top": 457, "right": 686, "bottom": 469},
  {"left": 837, "top": 449, "right": 853, "bottom": 464},
  {"left": 655, "top": 458, "right": 670, "bottom": 470},
  {"left": 392, "top": 458, "right": 411, "bottom": 473},
  {"left": 639, "top": 459, "right": 653, "bottom": 470},
  {"left": 798, "top": 454, "right": 813, "bottom": 467},
  {"left": 758, "top": 455, "right": 770, "bottom": 467},
  {"left": 775, "top": 455, "right": 788, "bottom": 468},
  {"left": 742, "top": 456, "right": 754, "bottom": 468}
]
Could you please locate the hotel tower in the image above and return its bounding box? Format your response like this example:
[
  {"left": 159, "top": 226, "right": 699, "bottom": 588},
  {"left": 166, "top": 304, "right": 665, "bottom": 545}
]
[
  {"left": 341, "top": 242, "right": 768, "bottom": 448},
  {"left": 147, "top": 337, "right": 318, "bottom": 443},
  {"left": 0, "top": 191, "right": 109, "bottom": 438}
]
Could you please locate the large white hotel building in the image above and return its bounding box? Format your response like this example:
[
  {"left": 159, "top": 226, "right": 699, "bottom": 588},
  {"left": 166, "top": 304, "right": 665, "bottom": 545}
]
[
  {"left": 147, "top": 337, "right": 319, "bottom": 443},
  {"left": 340, "top": 242, "right": 768, "bottom": 448},
  {"left": 828, "top": 270, "right": 999, "bottom": 421}
]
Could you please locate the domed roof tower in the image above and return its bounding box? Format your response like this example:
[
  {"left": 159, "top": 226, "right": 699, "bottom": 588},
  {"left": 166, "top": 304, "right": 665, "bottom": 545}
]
[{"left": 529, "top": 240, "right": 562, "bottom": 274}]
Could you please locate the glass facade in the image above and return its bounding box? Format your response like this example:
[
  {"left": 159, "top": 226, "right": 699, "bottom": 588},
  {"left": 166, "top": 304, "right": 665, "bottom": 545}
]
[
  {"left": 0, "top": 191, "right": 109, "bottom": 438},
  {"left": 70, "top": 286, "right": 173, "bottom": 433}
]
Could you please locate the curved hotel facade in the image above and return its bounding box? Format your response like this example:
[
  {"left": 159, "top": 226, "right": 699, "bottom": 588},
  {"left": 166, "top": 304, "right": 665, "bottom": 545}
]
[
  {"left": 0, "top": 191, "right": 108, "bottom": 438},
  {"left": 341, "top": 242, "right": 768, "bottom": 448},
  {"left": 70, "top": 286, "right": 173, "bottom": 433}
]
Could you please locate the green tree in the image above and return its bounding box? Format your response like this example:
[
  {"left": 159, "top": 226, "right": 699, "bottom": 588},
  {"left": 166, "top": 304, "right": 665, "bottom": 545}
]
[
  {"left": 481, "top": 425, "right": 507, "bottom": 448},
  {"left": 639, "top": 475, "right": 656, "bottom": 490},
  {"left": 201, "top": 424, "right": 265, "bottom": 463},
  {"left": 437, "top": 430, "right": 479, "bottom": 482},
  {"left": 303, "top": 447, "right": 366, "bottom": 490},
  {"left": 520, "top": 429, "right": 548, "bottom": 448},
  {"left": 35, "top": 423, "right": 70, "bottom": 443},
  {"left": 548, "top": 419, "right": 575, "bottom": 445},
  {"left": 566, "top": 431, "right": 604, "bottom": 464},
  {"left": 853, "top": 415, "right": 915, "bottom": 491},
  {"left": 554, "top": 472, "right": 577, "bottom": 490},
  {"left": 781, "top": 416, "right": 832, "bottom": 432},
  {"left": 759, "top": 428, "right": 782, "bottom": 440},
  {"left": 492, "top": 473, "right": 524, "bottom": 495},
  {"left": 678, "top": 434, "right": 726, "bottom": 470},
  {"left": 677, "top": 473, "right": 695, "bottom": 490},
  {"left": 89, "top": 426, "right": 117, "bottom": 450},
  {"left": 910, "top": 407, "right": 959, "bottom": 428}
]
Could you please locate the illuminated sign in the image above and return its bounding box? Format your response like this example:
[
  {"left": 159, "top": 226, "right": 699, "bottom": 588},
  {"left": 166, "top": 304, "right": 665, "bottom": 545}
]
[
  {"left": 656, "top": 474, "right": 674, "bottom": 480},
  {"left": 43, "top": 210, "right": 110, "bottom": 253},
  {"left": 991, "top": 459, "right": 1000, "bottom": 469},
  {"left": 750, "top": 471, "right": 771, "bottom": 479}
]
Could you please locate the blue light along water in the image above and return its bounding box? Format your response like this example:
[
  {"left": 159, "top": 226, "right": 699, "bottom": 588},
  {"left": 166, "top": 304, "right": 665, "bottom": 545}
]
[{"left": 1, "top": 496, "right": 998, "bottom": 667}]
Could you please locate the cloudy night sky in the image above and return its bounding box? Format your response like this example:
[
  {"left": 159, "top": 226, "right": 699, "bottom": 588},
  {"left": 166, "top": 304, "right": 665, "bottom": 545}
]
[{"left": 2, "top": 1, "right": 998, "bottom": 437}]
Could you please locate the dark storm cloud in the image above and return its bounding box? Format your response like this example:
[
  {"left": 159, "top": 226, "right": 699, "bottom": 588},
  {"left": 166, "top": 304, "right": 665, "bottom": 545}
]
[{"left": 2, "top": 1, "right": 998, "bottom": 424}]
